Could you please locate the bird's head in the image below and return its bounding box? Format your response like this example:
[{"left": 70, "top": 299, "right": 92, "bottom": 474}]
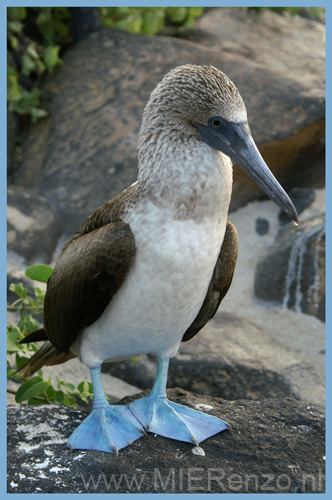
[{"left": 140, "top": 64, "right": 298, "bottom": 224}]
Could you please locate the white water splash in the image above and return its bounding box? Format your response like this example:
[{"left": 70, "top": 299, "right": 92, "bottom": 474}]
[
  {"left": 282, "top": 222, "right": 325, "bottom": 312},
  {"left": 307, "top": 225, "right": 325, "bottom": 307}
]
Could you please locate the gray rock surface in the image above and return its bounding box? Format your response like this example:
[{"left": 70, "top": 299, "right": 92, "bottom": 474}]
[
  {"left": 7, "top": 108, "right": 18, "bottom": 180},
  {"left": 169, "top": 7, "right": 325, "bottom": 194},
  {"left": 222, "top": 192, "right": 325, "bottom": 380},
  {"left": 7, "top": 185, "right": 62, "bottom": 267},
  {"left": 255, "top": 215, "right": 325, "bottom": 322},
  {"left": 103, "top": 312, "right": 324, "bottom": 405},
  {"left": 7, "top": 393, "right": 325, "bottom": 493},
  {"left": 11, "top": 9, "right": 325, "bottom": 239},
  {"left": 194, "top": 8, "right": 324, "bottom": 89},
  {"left": 278, "top": 187, "right": 316, "bottom": 225}
]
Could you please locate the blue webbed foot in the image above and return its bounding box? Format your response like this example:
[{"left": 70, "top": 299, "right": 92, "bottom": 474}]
[
  {"left": 129, "top": 357, "right": 228, "bottom": 445},
  {"left": 129, "top": 394, "right": 228, "bottom": 445},
  {"left": 67, "top": 365, "right": 145, "bottom": 454},
  {"left": 67, "top": 404, "right": 145, "bottom": 454}
]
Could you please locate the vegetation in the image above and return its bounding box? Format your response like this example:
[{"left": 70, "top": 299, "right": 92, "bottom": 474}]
[
  {"left": 249, "top": 6, "right": 324, "bottom": 19},
  {"left": 7, "top": 264, "right": 138, "bottom": 406},
  {"left": 7, "top": 265, "right": 94, "bottom": 406},
  {"left": 7, "top": 7, "right": 66, "bottom": 123},
  {"left": 7, "top": 7, "right": 203, "bottom": 123}
]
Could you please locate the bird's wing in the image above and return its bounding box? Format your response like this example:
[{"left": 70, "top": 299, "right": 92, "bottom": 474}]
[
  {"left": 182, "top": 221, "right": 238, "bottom": 342},
  {"left": 44, "top": 220, "right": 135, "bottom": 352}
]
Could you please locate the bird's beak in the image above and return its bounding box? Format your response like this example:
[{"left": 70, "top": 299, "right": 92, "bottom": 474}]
[{"left": 195, "top": 119, "right": 299, "bottom": 224}]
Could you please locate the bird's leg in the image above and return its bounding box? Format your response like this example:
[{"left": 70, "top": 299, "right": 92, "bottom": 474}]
[
  {"left": 67, "top": 366, "right": 145, "bottom": 454},
  {"left": 129, "top": 357, "right": 229, "bottom": 445}
]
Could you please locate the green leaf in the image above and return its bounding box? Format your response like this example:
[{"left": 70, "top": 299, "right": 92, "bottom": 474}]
[
  {"left": 77, "top": 381, "right": 92, "bottom": 393},
  {"left": 27, "top": 397, "right": 48, "bottom": 405},
  {"left": 19, "top": 314, "right": 40, "bottom": 335},
  {"left": 60, "top": 382, "right": 75, "bottom": 393},
  {"left": 9, "top": 35, "right": 19, "bottom": 51},
  {"left": 188, "top": 7, "right": 204, "bottom": 17},
  {"left": 7, "top": 327, "right": 21, "bottom": 354},
  {"left": 30, "top": 107, "right": 48, "bottom": 124},
  {"left": 15, "top": 376, "right": 46, "bottom": 403},
  {"left": 166, "top": 7, "right": 187, "bottom": 24},
  {"left": 43, "top": 45, "right": 62, "bottom": 73},
  {"left": 34, "top": 287, "right": 46, "bottom": 300},
  {"left": 12, "top": 87, "right": 41, "bottom": 115},
  {"left": 15, "top": 354, "right": 30, "bottom": 369},
  {"left": 8, "top": 21, "right": 23, "bottom": 33},
  {"left": 16, "top": 380, "right": 49, "bottom": 403},
  {"left": 22, "top": 53, "right": 36, "bottom": 77},
  {"left": 25, "top": 264, "right": 54, "bottom": 283},
  {"left": 63, "top": 395, "right": 77, "bottom": 406},
  {"left": 9, "top": 283, "right": 27, "bottom": 300},
  {"left": 46, "top": 385, "right": 56, "bottom": 399},
  {"left": 26, "top": 44, "right": 39, "bottom": 59},
  {"left": 7, "top": 78, "right": 22, "bottom": 103},
  {"left": 54, "top": 390, "right": 65, "bottom": 404},
  {"left": 141, "top": 8, "right": 165, "bottom": 35}
]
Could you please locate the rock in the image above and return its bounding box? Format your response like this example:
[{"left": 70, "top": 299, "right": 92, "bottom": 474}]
[
  {"left": 254, "top": 215, "right": 325, "bottom": 322},
  {"left": 69, "top": 7, "right": 100, "bottom": 43},
  {"left": 220, "top": 192, "right": 325, "bottom": 376},
  {"left": 7, "top": 185, "right": 62, "bottom": 267},
  {"left": 191, "top": 7, "right": 325, "bottom": 207},
  {"left": 279, "top": 187, "right": 316, "bottom": 224},
  {"left": 193, "top": 8, "right": 324, "bottom": 89},
  {"left": 7, "top": 393, "right": 325, "bottom": 493},
  {"left": 7, "top": 107, "right": 18, "bottom": 180},
  {"left": 103, "top": 312, "right": 324, "bottom": 405},
  {"left": 11, "top": 11, "right": 325, "bottom": 239}
]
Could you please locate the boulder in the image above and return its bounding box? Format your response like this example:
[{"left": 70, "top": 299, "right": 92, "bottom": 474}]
[
  {"left": 167, "top": 7, "right": 326, "bottom": 198},
  {"left": 11, "top": 9, "right": 325, "bottom": 239},
  {"left": 103, "top": 312, "right": 324, "bottom": 405},
  {"left": 254, "top": 215, "right": 325, "bottom": 322},
  {"left": 69, "top": 7, "right": 100, "bottom": 43},
  {"left": 219, "top": 192, "right": 325, "bottom": 376},
  {"left": 7, "top": 392, "right": 325, "bottom": 493},
  {"left": 7, "top": 108, "right": 18, "bottom": 180},
  {"left": 7, "top": 185, "right": 62, "bottom": 267},
  {"left": 278, "top": 187, "right": 316, "bottom": 225}
]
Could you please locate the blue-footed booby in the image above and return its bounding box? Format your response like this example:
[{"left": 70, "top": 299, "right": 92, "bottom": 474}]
[{"left": 19, "top": 65, "right": 298, "bottom": 454}]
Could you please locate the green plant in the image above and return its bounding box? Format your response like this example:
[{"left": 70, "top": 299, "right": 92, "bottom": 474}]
[
  {"left": 249, "top": 6, "right": 325, "bottom": 19},
  {"left": 99, "top": 7, "right": 204, "bottom": 35},
  {"left": 7, "top": 7, "right": 66, "bottom": 123},
  {"left": 7, "top": 7, "right": 205, "bottom": 123},
  {"left": 7, "top": 265, "right": 93, "bottom": 406}
]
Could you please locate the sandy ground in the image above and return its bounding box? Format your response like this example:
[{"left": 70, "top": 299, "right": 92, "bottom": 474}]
[{"left": 7, "top": 190, "right": 325, "bottom": 405}]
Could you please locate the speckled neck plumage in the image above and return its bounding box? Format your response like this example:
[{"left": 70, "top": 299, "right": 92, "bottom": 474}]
[{"left": 134, "top": 64, "right": 245, "bottom": 221}]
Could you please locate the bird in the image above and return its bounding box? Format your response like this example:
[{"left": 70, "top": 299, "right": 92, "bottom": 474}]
[{"left": 18, "top": 64, "right": 298, "bottom": 454}]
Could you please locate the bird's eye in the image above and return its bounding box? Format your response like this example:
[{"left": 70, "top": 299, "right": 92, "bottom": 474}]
[{"left": 210, "top": 118, "right": 222, "bottom": 128}]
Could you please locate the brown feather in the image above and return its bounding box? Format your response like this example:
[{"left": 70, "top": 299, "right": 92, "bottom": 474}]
[
  {"left": 17, "top": 187, "right": 138, "bottom": 378},
  {"left": 182, "top": 221, "right": 239, "bottom": 342},
  {"left": 45, "top": 221, "right": 135, "bottom": 352},
  {"left": 19, "top": 328, "right": 48, "bottom": 344},
  {"left": 18, "top": 342, "right": 76, "bottom": 379}
]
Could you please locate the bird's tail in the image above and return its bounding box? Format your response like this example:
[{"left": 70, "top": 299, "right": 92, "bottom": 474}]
[{"left": 17, "top": 329, "right": 76, "bottom": 379}]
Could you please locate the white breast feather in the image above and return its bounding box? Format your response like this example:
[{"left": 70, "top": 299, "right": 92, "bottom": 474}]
[{"left": 74, "top": 146, "right": 233, "bottom": 368}]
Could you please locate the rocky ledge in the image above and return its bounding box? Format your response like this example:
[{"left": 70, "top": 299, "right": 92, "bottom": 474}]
[{"left": 7, "top": 390, "right": 325, "bottom": 493}]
